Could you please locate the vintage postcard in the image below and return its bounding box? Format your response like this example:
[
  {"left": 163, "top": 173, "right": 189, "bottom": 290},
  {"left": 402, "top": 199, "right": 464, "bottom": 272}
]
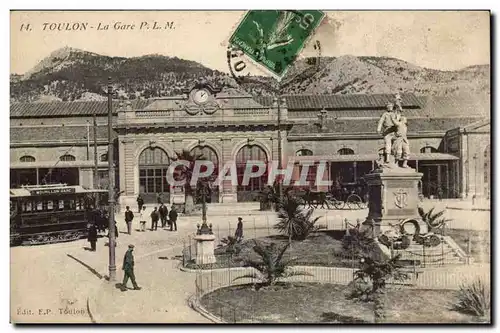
[{"left": 10, "top": 10, "right": 490, "bottom": 324}]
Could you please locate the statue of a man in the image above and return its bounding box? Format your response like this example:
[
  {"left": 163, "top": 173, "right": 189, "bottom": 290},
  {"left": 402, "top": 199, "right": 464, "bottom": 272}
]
[
  {"left": 377, "top": 102, "right": 397, "bottom": 164},
  {"left": 391, "top": 107, "right": 410, "bottom": 168}
]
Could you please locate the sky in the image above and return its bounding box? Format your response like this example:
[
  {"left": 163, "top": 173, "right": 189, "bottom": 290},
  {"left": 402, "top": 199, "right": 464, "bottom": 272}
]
[{"left": 10, "top": 10, "right": 490, "bottom": 75}]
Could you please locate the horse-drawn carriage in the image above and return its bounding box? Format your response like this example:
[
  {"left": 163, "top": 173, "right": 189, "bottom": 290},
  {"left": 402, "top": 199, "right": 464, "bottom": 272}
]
[{"left": 297, "top": 182, "right": 368, "bottom": 210}]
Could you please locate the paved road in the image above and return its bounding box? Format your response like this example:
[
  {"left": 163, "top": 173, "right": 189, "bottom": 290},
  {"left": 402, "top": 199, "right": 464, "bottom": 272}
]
[{"left": 10, "top": 200, "right": 489, "bottom": 323}]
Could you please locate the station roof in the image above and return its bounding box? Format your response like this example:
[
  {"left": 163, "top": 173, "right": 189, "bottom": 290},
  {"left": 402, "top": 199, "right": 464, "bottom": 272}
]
[
  {"left": 290, "top": 152, "right": 460, "bottom": 163},
  {"left": 10, "top": 125, "right": 112, "bottom": 143},
  {"left": 288, "top": 117, "right": 483, "bottom": 136},
  {"left": 10, "top": 93, "right": 489, "bottom": 119}
]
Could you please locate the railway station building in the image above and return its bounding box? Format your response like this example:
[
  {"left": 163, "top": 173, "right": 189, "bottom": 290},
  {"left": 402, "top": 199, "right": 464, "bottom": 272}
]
[{"left": 10, "top": 90, "right": 490, "bottom": 207}]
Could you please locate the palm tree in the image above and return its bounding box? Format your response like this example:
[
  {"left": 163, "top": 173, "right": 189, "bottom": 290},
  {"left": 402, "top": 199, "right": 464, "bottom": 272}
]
[
  {"left": 418, "top": 207, "right": 451, "bottom": 232},
  {"left": 274, "top": 191, "right": 320, "bottom": 242},
  {"left": 350, "top": 254, "right": 408, "bottom": 323},
  {"left": 170, "top": 149, "right": 206, "bottom": 214},
  {"left": 233, "top": 240, "right": 312, "bottom": 288}
]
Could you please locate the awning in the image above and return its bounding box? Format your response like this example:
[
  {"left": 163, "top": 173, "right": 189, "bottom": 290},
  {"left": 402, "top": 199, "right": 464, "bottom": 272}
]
[
  {"left": 10, "top": 161, "right": 109, "bottom": 169},
  {"left": 290, "top": 152, "right": 459, "bottom": 163}
]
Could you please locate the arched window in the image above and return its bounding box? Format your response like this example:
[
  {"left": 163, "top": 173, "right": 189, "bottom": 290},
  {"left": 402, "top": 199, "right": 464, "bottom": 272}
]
[
  {"left": 296, "top": 149, "right": 313, "bottom": 156},
  {"left": 100, "top": 153, "right": 108, "bottom": 162},
  {"left": 59, "top": 154, "right": 76, "bottom": 162},
  {"left": 420, "top": 146, "right": 438, "bottom": 153},
  {"left": 236, "top": 145, "right": 268, "bottom": 201},
  {"left": 139, "top": 148, "right": 171, "bottom": 200},
  {"left": 191, "top": 146, "right": 220, "bottom": 203},
  {"left": 337, "top": 148, "right": 355, "bottom": 155},
  {"left": 19, "top": 155, "right": 35, "bottom": 162}
]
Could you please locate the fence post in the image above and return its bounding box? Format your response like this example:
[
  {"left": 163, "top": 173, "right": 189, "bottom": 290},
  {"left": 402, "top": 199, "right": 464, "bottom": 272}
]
[
  {"left": 441, "top": 236, "right": 444, "bottom": 266},
  {"left": 233, "top": 307, "right": 236, "bottom": 323},
  {"left": 467, "top": 232, "right": 471, "bottom": 265},
  {"left": 182, "top": 239, "right": 186, "bottom": 267},
  {"left": 422, "top": 242, "right": 426, "bottom": 268},
  {"left": 266, "top": 214, "right": 270, "bottom": 236},
  {"left": 217, "top": 224, "right": 220, "bottom": 246},
  {"left": 253, "top": 217, "right": 257, "bottom": 239},
  {"left": 188, "top": 236, "right": 192, "bottom": 262}
]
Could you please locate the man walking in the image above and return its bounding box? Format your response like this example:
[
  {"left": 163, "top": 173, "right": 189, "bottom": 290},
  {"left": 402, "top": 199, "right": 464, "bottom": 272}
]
[
  {"left": 124, "top": 206, "right": 134, "bottom": 235},
  {"left": 168, "top": 206, "right": 178, "bottom": 232},
  {"left": 87, "top": 223, "right": 98, "bottom": 251},
  {"left": 139, "top": 206, "right": 147, "bottom": 232},
  {"left": 158, "top": 203, "right": 169, "bottom": 228},
  {"left": 150, "top": 207, "right": 159, "bottom": 231},
  {"left": 136, "top": 195, "right": 144, "bottom": 213},
  {"left": 235, "top": 217, "right": 243, "bottom": 242},
  {"left": 121, "top": 244, "right": 141, "bottom": 291}
]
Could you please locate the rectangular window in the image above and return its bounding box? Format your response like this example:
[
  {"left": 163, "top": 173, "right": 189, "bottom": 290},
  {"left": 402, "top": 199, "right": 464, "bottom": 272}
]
[{"left": 147, "top": 178, "right": 154, "bottom": 193}]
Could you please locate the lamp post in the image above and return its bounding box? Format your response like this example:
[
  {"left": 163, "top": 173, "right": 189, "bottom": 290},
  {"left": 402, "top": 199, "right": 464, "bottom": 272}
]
[
  {"left": 472, "top": 154, "right": 478, "bottom": 205},
  {"left": 196, "top": 180, "right": 213, "bottom": 236},
  {"left": 107, "top": 77, "right": 116, "bottom": 281},
  {"left": 93, "top": 111, "right": 99, "bottom": 207},
  {"left": 273, "top": 93, "right": 285, "bottom": 202}
]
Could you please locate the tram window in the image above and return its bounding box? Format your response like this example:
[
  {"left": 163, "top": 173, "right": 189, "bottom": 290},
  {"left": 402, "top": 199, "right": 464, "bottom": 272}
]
[
  {"left": 76, "top": 198, "right": 84, "bottom": 210},
  {"left": 36, "top": 201, "right": 43, "bottom": 211},
  {"left": 58, "top": 200, "right": 65, "bottom": 210},
  {"left": 22, "top": 201, "right": 32, "bottom": 212},
  {"left": 47, "top": 200, "right": 54, "bottom": 210}
]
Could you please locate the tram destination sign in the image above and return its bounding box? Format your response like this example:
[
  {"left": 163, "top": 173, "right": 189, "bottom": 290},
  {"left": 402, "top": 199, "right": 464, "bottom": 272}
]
[{"left": 30, "top": 187, "right": 76, "bottom": 196}]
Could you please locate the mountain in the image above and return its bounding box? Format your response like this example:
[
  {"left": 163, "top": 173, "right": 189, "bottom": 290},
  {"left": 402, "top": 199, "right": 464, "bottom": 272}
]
[
  {"left": 280, "top": 55, "right": 490, "bottom": 96},
  {"left": 10, "top": 47, "right": 490, "bottom": 102}
]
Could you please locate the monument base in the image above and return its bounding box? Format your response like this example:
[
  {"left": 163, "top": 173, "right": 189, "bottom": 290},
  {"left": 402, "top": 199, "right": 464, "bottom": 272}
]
[
  {"left": 363, "top": 165, "right": 427, "bottom": 237},
  {"left": 194, "top": 234, "right": 216, "bottom": 265}
]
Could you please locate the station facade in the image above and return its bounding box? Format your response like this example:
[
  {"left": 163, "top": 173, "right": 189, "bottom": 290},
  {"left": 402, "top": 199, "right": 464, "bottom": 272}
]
[{"left": 10, "top": 89, "right": 490, "bottom": 207}]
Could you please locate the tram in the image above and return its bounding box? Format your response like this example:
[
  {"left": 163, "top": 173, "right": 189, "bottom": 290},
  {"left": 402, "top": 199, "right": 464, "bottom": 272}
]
[{"left": 10, "top": 184, "right": 108, "bottom": 246}]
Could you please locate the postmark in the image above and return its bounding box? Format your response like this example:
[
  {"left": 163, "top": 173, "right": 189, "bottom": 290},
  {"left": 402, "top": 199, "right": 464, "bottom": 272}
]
[{"left": 228, "top": 10, "right": 325, "bottom": 80}]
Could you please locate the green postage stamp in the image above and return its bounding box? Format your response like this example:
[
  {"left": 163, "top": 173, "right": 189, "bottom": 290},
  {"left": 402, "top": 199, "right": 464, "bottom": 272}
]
[{"left": 229, "top": 10, "right": 325, "bottom": 78}]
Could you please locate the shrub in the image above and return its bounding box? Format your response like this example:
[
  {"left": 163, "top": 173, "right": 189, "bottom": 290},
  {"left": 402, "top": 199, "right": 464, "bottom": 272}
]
[
  {"left": 274, "top": 193, "right": 320, "bottom": 241},
  {"left": 454, "top": 279, "right": 490, "bottom": 317},
  {"left": 233, "top": 240, "right": 312, "bottom": 287}
]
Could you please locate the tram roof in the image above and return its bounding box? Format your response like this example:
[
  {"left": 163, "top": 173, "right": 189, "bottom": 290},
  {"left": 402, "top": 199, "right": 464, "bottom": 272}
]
[{"left": 10, "top": 184, "right": 108, "bottom": 197}]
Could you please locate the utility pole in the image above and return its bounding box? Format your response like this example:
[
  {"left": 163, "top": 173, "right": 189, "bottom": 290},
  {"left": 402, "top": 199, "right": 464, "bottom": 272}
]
[
  {"left": 107, "top": 77, "right": 116, "bottom": 281},
  {"left": 93, "top": 112, "right": 99, "bottom": 207},
  {"left": 86, "top": 121, "right": 90, "bottom": 160},
  {"left": 274, "top": 92, "right": 283, "bottom": 202}
]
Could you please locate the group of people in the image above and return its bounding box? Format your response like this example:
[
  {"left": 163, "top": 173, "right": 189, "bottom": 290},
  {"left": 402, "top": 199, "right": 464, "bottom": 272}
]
[
  {"left": 86, "top": 199, "right": 179, "bottom": 252},
  {"left": 125, "top": 202, "right": 179, "bottom": 233}
]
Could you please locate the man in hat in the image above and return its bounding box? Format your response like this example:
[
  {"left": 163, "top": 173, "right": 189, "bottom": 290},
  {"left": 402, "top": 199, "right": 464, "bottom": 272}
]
[
  {"left": 235, "top": 217, "right": 243, "bottom": 242},
  {"left": 124, "top": 206, "right": 134, "bottom": 235},
  {"left": 87, "top": 223, "right": 98, "bottom": 252},
  {"left": 377, "top": 102, "right": 398, "bottom": 164},
  {"left": 121, "top": 244, "right": 141, "bottom": 291},
  {"left": 168, "top": 206, "right": 178, "bottom": 232}
]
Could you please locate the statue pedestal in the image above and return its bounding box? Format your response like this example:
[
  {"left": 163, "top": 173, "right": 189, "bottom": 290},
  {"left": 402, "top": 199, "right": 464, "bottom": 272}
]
[
  {"left": 194, "top": 234, "right": 216, "bottom": 265},
  {"left": 362, "top": 166, "right": 427, "bottom": 237}
]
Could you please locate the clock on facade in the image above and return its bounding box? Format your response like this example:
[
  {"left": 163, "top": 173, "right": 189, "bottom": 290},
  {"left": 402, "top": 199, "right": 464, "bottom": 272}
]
[{"left": 192, "top": 88, "right": 210, "bottom": 105}]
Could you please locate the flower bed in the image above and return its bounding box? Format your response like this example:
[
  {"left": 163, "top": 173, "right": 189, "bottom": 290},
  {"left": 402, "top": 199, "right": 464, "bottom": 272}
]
[
  {"left": 184, "top": 231, "right": 369, "bottom": 270},
  {"left": 200, "top": 282, "right": 488, "bottom": 323}
]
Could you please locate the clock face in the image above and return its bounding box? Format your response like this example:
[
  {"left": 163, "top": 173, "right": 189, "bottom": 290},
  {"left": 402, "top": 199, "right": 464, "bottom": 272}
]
[{"left": 193, "top": 89, "right": 210, "bottom": 105}]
